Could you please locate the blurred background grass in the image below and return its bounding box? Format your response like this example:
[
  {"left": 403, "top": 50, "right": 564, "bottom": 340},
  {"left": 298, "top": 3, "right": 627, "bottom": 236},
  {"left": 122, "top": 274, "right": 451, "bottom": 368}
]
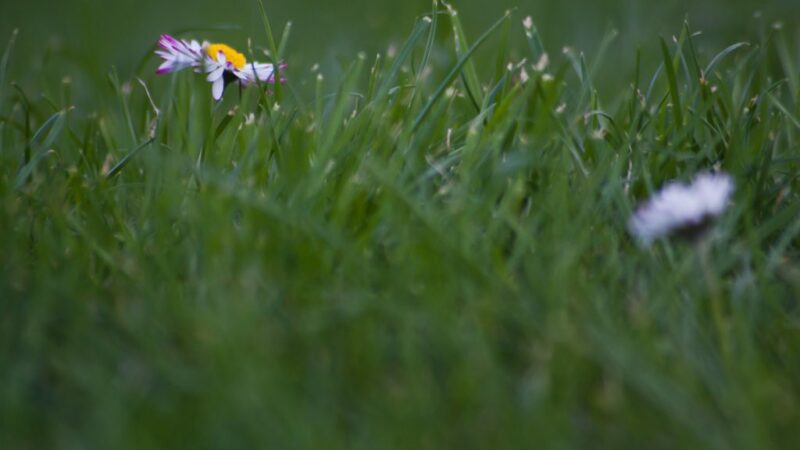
[{"left": 2, "top": 0, "right": 799, "bottom": 99}]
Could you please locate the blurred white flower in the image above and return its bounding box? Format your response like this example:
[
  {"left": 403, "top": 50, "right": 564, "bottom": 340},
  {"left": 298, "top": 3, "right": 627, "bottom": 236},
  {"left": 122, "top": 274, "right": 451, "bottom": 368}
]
[
  {"left": 628, "top": 172, "right": 734, "bottom": 244},
  {"left": 155, "top": 35, "right": 285, "bottom": 101}
]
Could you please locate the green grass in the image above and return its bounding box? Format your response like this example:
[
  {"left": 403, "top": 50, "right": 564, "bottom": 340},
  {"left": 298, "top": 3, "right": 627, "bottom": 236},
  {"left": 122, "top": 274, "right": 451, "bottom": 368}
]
[{"left": 2, "top": 2, "right": 800, "bottom": 449}]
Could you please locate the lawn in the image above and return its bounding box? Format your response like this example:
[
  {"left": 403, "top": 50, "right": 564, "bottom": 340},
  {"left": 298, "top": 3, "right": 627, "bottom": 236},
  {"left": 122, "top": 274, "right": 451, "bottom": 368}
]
[{"left": 2, "top": 1, "right": 800, "bottom": 449}]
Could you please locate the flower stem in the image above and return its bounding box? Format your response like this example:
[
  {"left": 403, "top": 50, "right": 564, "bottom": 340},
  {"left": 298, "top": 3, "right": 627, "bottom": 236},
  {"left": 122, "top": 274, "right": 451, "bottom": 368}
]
[{"left": 696, "top": 239, "right": 730, "bottom": 361}]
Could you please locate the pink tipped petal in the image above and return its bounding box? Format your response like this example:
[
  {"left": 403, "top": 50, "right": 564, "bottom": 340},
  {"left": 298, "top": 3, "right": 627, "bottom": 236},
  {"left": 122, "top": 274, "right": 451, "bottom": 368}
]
[
  {"left": 270, "top": 63, "right": 288, "bottom": 84},
  {"left": 156, "top": 62, "right": 173, "bottom": 74},
  {"left": 157, "top": 35, "right": 172, "bottom": 50},
  {"left": 155, "top": 34, "right": 204, "bottom": 74}
]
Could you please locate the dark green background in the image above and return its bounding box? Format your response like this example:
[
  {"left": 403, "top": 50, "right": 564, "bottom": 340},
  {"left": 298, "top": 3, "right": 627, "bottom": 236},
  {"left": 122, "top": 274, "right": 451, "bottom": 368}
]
[{"left": 2, "top": 0, "right": 798, "bottom": 88}]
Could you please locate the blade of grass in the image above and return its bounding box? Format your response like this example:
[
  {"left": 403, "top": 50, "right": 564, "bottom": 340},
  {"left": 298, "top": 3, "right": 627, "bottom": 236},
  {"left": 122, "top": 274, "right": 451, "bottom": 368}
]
[
  {"left": 589, "top": 27, "right": 619, "bottom": 78},
  {"left": 376, "top": 18, "right": 431, "bottom": 98},
  {"left": 660, "top": 37, "right": 684, "bottom": 127},
  {"left": 0, "top": 29, "right": 19, "bottom": 105},
  {"left": 417, "top": 2, "right": 439, "bottom": 86},
  {"left": 413, "top": 11, "right": 510, "bottom": 131},
  {"left": 681, "top": 22, "right": 703, "bottom": 83},
  {"left": 775, "top": 27, "right": 799, "bottom": 102},
  {"left": 493, "top": 10, "right": 511, "bottom": 84},
  {"left": 255, "top": 0, "right": 282, "bottom": 101},
  {"left": 277, "top": 21, "right": 293, "bottom": 61},
  {"left": 14, "top": 110, "right": 67, "bottom": 189},
  {"left": 105, "top": 138, "right": 156, "bottom": 178},
  {"left": 704, "top": 42, "right": 750, "bottom": 77},
  {"left": 442, "top": 1, "right": 488, "bottom": 111}
]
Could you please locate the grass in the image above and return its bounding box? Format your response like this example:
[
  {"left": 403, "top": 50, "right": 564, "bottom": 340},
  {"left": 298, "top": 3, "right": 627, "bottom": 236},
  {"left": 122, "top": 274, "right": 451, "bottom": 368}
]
[{"left": 2, "top": 2, "right": 800, "bottom": 449}]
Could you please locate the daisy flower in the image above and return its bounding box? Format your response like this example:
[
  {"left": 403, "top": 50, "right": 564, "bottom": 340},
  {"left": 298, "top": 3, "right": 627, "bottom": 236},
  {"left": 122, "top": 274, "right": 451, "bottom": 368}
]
[
  {"left": 628, "top": 172, "right": 734, "bottom": 245},
  {"left": 155, "top": 34, "right": 285, "bottom": 101}
]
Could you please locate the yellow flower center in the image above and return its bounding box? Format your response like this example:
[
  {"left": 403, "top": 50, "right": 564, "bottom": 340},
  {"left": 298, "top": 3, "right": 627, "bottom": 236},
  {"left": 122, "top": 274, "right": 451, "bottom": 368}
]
[{"left": 206, "top": 43, "right": 247, "bottom": 70}]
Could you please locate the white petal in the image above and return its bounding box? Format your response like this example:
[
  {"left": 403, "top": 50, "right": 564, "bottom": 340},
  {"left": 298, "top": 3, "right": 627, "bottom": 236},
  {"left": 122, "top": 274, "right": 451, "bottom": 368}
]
[
  {"left": 206, "top": 65, "right": 225, "bottom": 82},
  {"left": 237, "top": 62, "right": 277, "bottom": 85},
  {"left": 233, "top": 73, "right": 248, "bottom": 84},
  {"left": 211, "top": 77, "right": 225, "bottom": 100}
]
